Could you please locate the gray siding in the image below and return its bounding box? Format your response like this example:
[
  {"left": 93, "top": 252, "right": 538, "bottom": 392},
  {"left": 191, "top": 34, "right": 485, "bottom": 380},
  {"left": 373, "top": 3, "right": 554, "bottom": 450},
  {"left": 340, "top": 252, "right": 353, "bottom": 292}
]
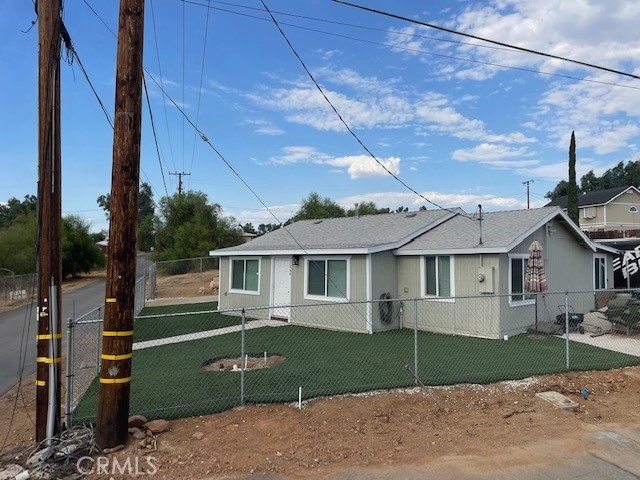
[
  {"left": 289, "top": 255, "right": 369, "bottom": 333},
  {"left": 217, "top": 256, "right": 272, "bottom": 319},
  {"left": 370, "top": 251, "right": 399, "bottom": 331}
]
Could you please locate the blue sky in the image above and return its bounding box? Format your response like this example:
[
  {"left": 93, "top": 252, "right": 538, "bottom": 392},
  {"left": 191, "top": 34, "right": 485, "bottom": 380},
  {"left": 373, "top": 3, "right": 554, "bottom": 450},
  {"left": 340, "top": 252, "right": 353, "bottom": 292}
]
[{"left": 2, "top": 0, "right": 640, "bottom": 233}]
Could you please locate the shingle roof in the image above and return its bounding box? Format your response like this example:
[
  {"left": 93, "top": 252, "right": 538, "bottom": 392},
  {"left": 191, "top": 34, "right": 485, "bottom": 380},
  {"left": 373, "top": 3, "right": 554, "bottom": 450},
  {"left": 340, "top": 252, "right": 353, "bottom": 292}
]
[
  {"left": 545, "top": 186, "right": 632, "bottom": 209},
  {"left": 209, "top": 209, "right": 459, "bottom": 255},
  {"left": 396, "top": 206, "right": 591, "bottom": 254}
]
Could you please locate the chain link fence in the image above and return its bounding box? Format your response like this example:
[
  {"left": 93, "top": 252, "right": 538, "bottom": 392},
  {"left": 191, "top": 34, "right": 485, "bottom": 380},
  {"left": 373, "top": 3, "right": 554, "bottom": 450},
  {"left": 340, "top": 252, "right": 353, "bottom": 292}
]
[
  {"left": 64, "top": 275, "right": 146, "bottom": 425},
  {"left": 0, "top": 273, "right": 35, "bottom": 302},
  {"left": 68, "top": 288, "right": 640, "bottom": 425},
  {"left": 147, "top": 257, "right": 219, "bottom": 299}
]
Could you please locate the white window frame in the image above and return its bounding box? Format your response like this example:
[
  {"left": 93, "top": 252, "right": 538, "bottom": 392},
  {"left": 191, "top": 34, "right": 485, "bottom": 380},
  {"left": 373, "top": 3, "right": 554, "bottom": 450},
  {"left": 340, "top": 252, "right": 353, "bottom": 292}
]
[
  {"left": 509, "top": 254, "right": 535, "bottom": 306},
  {"left": 303, "top": 256, "right": 350, "bottom": 302},
  {"left": 630, "top": 206, "right": 638, "bottom": 213},
  {"left": 593, "top": 254, "right": 607, "bottom": 290},
  {"left": 420, "top": 255, "right": 455, "bottom": 302},
  {"left": 229, "top": 257, "right": 261, "bottom": 295}
]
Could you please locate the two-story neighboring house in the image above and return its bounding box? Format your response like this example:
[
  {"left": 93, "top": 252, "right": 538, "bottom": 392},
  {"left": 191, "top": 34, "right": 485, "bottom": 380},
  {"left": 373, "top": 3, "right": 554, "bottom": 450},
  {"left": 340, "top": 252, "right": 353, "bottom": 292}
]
[{"left": 546, "top": 186, "right": 640, "bottom": 234}]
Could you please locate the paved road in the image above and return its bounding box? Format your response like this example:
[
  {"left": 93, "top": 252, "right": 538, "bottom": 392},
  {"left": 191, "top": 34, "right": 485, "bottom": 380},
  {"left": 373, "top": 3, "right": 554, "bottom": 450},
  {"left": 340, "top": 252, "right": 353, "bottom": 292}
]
[
  {"left": 0, "top": 254, "right": 152, "bottom": 395},
  {"left": 0, "top": 280, "right": 106, "bottom": 396}
]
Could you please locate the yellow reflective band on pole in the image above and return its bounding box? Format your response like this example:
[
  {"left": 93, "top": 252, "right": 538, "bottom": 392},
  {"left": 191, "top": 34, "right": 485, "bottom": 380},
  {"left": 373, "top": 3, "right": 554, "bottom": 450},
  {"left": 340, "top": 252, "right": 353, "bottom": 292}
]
[
  {"left": 36, "top": 357, "right": 62, "bottom": 364},
  {"left": 106, "top": 298, "right": 116, "bottom": 303},
  {"left": 99, "top": 377, "right": 131, "bottom": 384},
  {"left": 101, "top": 353, "right": 133, "bottom": 361},
  {"left": 39, "top": 311, "right": 48, "bottom": 317},
  {"left": 102, "top": 330, "right": 134, "bottom": 337},
  {"left": 36, "top": 380, "right": 46, "bottom": 387},
  {"left": 36, "top": 333, "right": 62, "bottom": 340}
]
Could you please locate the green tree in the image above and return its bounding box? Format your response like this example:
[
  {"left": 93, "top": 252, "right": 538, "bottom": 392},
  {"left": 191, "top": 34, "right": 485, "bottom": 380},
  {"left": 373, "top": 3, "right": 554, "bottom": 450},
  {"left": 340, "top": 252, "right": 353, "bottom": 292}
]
[
  {"left": 152, "top": 191, "right": 242, "bottom": 262},
  {"left": 241, "top": 223, "right": 257, "bottom": 234},
  {"left": 0, "top": 195, "right": 37, "bottom": 229},
  {"left": 580, "top": 171, "right": 600, "bottom": 193},
  {"left": 567, "top": 131, "right": 579, "bottom": 224},
  {"left": 286, "top": 192, "right": 346, "bottom": 224},
  {"left": 545, "top": 180, "right": 570, "bottom": 200},
  {"left": 345, "top": 201, "right": 390, "bottom": 217},
  {"left": 61, "top": 215, "right": 106, "bottom": 278},
  {"left": 257, "top": 223, "right": 280, "bottom": 236},
  {"left": 0, "top": 211, "right": 37, "bottom": 274},
  {"left": 97, "top": 182, "right": 155, "bottom": 251}
]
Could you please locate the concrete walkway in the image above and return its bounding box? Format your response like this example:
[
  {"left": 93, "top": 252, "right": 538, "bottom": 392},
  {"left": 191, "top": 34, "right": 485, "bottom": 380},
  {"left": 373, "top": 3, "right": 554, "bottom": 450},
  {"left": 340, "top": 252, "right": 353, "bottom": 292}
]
[
  {"left": 558, "top": 331, "right": 640, "bottom": 357},
  {"left": 132, "top": 318, "right": 288, "bottom": 351}
]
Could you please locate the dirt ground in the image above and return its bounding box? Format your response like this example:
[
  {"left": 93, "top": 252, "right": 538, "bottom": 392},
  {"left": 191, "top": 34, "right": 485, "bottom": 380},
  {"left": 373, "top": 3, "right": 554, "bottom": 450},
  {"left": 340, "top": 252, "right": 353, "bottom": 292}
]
[
  {"left": 151, "top": 270, "right": 219, "bottom": 299},
  {"left": 1, "top": 366, "right": 640, "bottom": 479},
  {"left": 2, "top": 272, "right": 640, "bottom": 479}
]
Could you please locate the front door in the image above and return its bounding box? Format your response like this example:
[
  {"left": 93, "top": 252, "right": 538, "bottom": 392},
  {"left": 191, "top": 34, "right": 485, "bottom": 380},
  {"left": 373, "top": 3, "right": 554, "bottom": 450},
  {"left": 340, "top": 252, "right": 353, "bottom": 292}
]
[{"left": 271, "top": 257, "right": 292, "bottom": 320}]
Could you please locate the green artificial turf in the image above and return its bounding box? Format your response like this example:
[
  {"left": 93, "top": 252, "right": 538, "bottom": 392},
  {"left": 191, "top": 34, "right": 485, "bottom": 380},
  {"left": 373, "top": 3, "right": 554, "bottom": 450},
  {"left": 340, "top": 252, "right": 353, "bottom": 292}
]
[
  {"left": 72, "top": 324, "right": 639, "bottom": 424},
  {"left": 133, "top": 302, "right": 245, "bottom": 342}
]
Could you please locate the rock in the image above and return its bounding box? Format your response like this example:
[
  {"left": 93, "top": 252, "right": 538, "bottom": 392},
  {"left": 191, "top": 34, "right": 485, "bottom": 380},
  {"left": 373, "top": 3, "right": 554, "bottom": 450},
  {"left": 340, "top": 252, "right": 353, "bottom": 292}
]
[
  {"left": 192, "top": 431, "right": 205, "bottom": 440},
  {"left": 144, "top": 419, "right": 170, "bottom": 434},
  {"left": 0, "top": 464, "right": 25, "bottom": 480},
  {"left": 128, "top": 414, "right": 148, "bottom": 428},
  {"left": 130, "top": 427, "right": 147, "bottom": 440}
]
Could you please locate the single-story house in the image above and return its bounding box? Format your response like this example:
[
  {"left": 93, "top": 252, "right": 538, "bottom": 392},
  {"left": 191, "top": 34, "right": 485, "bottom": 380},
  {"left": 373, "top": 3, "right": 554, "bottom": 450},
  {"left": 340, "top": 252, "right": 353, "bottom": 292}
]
[
  {"left": 209, "top": 206, "right": 617, "bottom": 339},
  {"left": 546, "top": 185, "right": 640, "bottom": 233}
]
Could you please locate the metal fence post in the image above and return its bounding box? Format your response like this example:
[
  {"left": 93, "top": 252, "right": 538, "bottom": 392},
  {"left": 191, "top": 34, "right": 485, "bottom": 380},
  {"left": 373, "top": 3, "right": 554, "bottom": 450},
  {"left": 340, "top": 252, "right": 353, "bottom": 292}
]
[
  {"left": 240, "top": 307, "right": 246, "bottom": 405},
  {"left": 565, "top": 292, "right": 570, "bottom": 369},
  {"left": 414, "top": 299, "right": 418, "bottom": 385},
  {"left": 64, "top": 317, "right": 74, "bottom": 427},
  {"left": 96, "top": 306, "right": 102, "bottom": 375}
]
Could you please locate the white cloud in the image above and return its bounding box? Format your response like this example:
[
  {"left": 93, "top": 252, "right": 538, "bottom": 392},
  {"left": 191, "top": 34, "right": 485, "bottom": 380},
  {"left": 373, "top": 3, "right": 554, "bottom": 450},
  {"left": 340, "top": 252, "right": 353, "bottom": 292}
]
[
  {"left": 270, "top": 147, "right": 400, "bottom": 179},
  {"left": 452, "top": 143, "right": 536, "bottom": 168}
]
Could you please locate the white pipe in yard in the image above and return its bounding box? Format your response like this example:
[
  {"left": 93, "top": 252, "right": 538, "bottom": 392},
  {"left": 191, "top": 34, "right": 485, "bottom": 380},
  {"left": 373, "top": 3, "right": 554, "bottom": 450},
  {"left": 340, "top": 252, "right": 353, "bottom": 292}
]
[{"left": 298, "top": 387, "right": 302, "bottom": 410}]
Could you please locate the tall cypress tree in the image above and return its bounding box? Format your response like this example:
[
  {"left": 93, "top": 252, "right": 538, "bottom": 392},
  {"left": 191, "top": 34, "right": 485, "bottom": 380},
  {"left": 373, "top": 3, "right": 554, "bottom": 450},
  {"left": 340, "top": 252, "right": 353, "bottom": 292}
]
[{"left": 567, "top": 131, "right": 579, "bottom": 225}]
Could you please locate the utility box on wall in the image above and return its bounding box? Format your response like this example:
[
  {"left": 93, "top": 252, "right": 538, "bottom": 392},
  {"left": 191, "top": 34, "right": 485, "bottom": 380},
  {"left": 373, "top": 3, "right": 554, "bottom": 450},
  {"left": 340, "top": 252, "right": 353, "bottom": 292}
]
[{"left": 477, "top": 266, "right": 494, "bottom": 294}]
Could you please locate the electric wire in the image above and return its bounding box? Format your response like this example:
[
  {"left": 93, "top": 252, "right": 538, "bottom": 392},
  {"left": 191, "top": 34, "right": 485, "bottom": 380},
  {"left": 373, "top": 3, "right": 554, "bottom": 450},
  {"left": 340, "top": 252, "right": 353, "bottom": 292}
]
[
  {"left": 259, "top": 0, "right": 470, "bottom": 219},
  {"left": 189, "top": 0, "right": 213, "bottom": 183},
  {"left": 143, "top": 75, "right": 170, "bottom": 198},
  {"left": 179, "top": 0, "right": 640, "bottom": 91},
  {"left": 333, "top": 0, "right": 640, "bottom": 83},
  {"left": 149, "top": 0, "right": 178, "bottom": 174}
]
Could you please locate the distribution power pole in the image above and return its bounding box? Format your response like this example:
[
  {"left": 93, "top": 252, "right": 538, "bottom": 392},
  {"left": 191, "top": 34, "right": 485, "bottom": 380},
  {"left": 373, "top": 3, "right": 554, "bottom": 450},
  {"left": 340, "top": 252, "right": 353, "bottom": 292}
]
[
  {"left": 36, "top": 0, "right": 63, "bottom": 443},
  {"left": 96, "top": 0, "right": 145, "bottom": 449},
  {"left": 170, "top": 171, "right": 190, "bottom": 194},
  {"left": 523, "top": 179, "right": 534, "bottom": 209}
]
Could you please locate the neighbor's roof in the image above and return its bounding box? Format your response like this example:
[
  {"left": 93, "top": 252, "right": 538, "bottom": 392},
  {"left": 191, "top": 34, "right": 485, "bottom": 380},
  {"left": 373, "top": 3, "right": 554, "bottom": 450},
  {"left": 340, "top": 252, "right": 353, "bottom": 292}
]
[
  {"left": 396, "top": 206, "right": 596, "bottom": 255},
  {"left": 545, "top": 186, "right": 639, "bottom": 209},
  {"left": 209, "top": 209, "right": 460, "bottom": 256}
]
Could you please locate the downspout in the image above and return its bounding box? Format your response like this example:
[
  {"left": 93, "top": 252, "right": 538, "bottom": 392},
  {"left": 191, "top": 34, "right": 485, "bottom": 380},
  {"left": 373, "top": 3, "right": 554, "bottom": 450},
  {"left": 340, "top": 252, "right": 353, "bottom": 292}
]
[{"left": 366, "top": 254, "right": 373, "bottom": 334}]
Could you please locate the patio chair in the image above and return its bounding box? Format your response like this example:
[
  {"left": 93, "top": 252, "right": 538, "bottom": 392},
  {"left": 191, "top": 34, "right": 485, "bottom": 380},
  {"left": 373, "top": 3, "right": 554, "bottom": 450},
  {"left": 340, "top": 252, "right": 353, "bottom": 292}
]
[{"left": 602, "top": 293, "right": 640, "bottom": 336}]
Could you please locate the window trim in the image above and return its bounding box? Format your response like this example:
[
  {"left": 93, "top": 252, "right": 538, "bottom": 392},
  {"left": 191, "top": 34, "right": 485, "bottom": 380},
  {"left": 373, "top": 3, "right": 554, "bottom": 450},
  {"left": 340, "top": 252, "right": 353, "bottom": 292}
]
[
  {"left": 509, "top": 254, "right": 535, "bottom": 306},
  {"left": 420, "top": 255, "right": 455, "bottom": 302},
  {"left": 593, "top": 254, "right": 607, "bottom": 290},
  {"left": 229, "top": 257, "right": 261, "bottom": 295},
  {"left": 630, "top": 206, "right": 638, "bottom": 213},
  {"left": 303, "top": 256, "right": 350, "bottom": 302}
]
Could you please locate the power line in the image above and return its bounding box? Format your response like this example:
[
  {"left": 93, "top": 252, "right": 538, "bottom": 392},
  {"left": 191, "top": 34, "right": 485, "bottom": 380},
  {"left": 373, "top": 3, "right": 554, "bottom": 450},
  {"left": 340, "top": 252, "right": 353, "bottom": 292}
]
[
  {"left": 333, "top": 0, "right": 640, "bottom": 82},
  {"left": 189, "top": 0, "right": 213, "bottom": 183},
  {"left": 259, "top": 0, "right": 469, "bottom": 219},
  {"left": 179, "top": 0, "right": 640, "bottom": 91},
  {"left": 149, "top": 0, "right": 177, "bottom": 173}
]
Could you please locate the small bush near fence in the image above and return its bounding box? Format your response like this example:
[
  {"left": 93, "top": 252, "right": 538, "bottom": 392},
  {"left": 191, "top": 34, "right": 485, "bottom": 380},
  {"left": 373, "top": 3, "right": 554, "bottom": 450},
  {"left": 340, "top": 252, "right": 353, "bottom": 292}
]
[{"left": 70, "top": 293, "right": 640, "bottom": 424}]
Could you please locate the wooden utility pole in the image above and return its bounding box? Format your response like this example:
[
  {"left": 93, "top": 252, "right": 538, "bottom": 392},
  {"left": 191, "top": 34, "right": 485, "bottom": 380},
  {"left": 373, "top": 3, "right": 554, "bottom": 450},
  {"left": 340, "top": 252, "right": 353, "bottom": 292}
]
[
  {"left": 36, "top": 0, "right": 63, "bottom": 443},
  {"left": 170, "top": 171, "right": 190, "bottom": 194},
  {"left": 96, "top": 0, "right": 145, "bottom": 449},
  {"left": 523, "top": 179, "right": 534, "bottom": 209}
]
